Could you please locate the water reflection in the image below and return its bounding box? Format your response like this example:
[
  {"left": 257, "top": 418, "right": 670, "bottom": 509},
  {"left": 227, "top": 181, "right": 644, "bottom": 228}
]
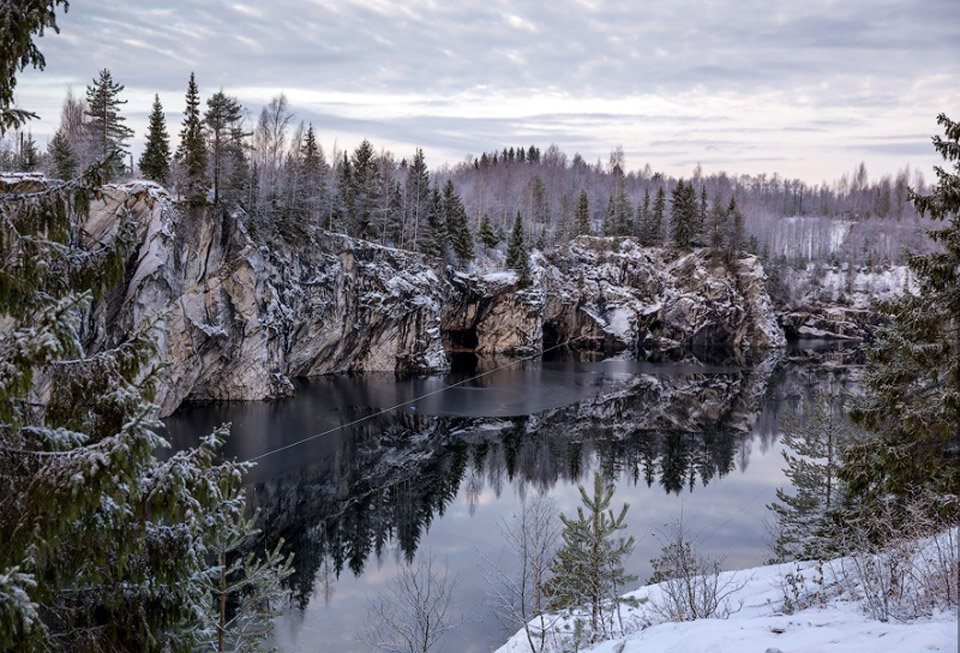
[{"left": 164, "top": 349, "right": 855, "bottom": 652}]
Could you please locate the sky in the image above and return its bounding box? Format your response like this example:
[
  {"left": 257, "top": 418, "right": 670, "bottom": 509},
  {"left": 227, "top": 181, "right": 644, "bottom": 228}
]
[{"left": 13, "top": 0, "right": 960, "bottom": 184}]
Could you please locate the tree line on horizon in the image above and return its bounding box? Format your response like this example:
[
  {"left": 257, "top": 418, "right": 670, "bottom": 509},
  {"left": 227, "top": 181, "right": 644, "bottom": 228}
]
[{"left": 1, "top": 68, "right": 934, "bottom": 273}]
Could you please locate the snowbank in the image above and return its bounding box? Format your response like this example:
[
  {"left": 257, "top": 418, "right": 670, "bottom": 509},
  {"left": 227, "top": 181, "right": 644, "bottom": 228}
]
[{"left": 496, "top": 547, "right": 957, "bottom": 653}]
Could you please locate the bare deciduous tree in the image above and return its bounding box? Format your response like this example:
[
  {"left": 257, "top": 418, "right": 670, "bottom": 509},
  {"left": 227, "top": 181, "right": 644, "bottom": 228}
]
[{"left": 361, "top": 554, "right": 458, "bottom": 653}]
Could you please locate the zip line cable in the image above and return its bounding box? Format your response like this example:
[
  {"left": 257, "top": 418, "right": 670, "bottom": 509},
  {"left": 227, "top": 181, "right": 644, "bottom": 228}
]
[{"left": 246, "top": 334, "right": 588, "bottom": 463}]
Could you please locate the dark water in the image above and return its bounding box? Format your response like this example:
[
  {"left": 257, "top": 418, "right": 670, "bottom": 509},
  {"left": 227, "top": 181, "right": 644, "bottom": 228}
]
[{"left": 164, "top": 348, "right": 856, "bottom": 653}]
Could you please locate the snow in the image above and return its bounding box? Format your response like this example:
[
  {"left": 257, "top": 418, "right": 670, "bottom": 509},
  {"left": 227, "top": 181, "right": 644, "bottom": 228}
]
[
  {"left": 496, "top": 543, "right": 958, "bottom": 653},
  {"left": 481, "top": 270, "right": 520, "bottom": 285}
]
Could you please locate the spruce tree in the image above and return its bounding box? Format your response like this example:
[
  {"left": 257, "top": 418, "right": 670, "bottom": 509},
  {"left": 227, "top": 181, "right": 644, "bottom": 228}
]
[
  {"left": 443, "top": 179, "right": 474, "bottom": 267},
  {"left": 424, "top": 184, "right": 446, "bottom": 259},
  {"left": 84, "top": 68, "right": 133, "bottom": 180},
  {"left": 670, "top": 179, "right": 697, "bottom": 248},
  {"left": 575, "top": 189, "right": 591, "bottom": 236},
  {"left": 636, "top": 188, "right": 650, "bottom": 239},
  {"left": 478, "top": 214, "right": 499, "bottom": 249},
  {"left": 544, "top": 473, "right": 636, "bottom": 637},
  {"left": 725, "top": 196, "right": 745, "bottom": 261},
  {"left": 203, "top": 90, "right": 243, "bottom": 205},
  {"left": 843, "top": 114, "right": 960, "bottom": 530},
  {"left": 138, "top": 94, "right": 171, "bottom": 185},
  {"left": 706, "top": 192, "right": 726, "bottom": 250},
  {"left": 15, "top": 131, "right": 39, "bottom": 171},
  {"left": 643, "top": 186, "right": 665, "bottom": 246},
  {"left": 506, "top": 212, "right": 529, "bottom": 282},
  {"left": 46, "top": 127, "right": 77, "bottom": 180},
  {"left": 350, "top": 139, "right": 379, "bottom": 239},
  {"left": 768, "top": 391, "right": 853, "bottom": 561},
  {"left": 405, "top": 148, "right": 430, "bottom": 251},
  {"left": 175, "top": 72, "right": 208, "bottom": 206},
  {"left": 0, "top": 20, "right": 290, "bottom": 649}
]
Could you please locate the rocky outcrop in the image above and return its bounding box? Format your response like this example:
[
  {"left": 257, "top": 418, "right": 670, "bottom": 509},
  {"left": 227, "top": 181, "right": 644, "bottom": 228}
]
[
  {"left": 452, "top": 237, "right": 786, "bottom": 362},
  {"left": 779, "top": 305, "right": 881, "bottom": 341},
  {"left": 60, "top": 185, "right": 790, "bottom": 415},
  {"left": 83, "top": 182, "right": 449, "bottom": 416}
]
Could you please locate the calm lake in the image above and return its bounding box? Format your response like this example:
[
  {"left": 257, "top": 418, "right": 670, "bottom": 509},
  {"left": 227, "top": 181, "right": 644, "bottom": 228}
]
[{"left": 165, "top": 346, "right": 857, "bottom": 652}]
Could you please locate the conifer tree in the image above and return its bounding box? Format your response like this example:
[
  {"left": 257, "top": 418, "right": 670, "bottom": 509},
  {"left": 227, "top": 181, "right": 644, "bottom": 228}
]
[
  {"left": 330, "top": 152, "right": 353, "bottom": 233},
  {"left": 544, "top": 473, "right": 636, "bottom": 637},
  {"left": 138, "top": 94, "right": 171, "bottom": 185},
  {"left": 0, "top": 20, "right": 290, "bottom": 649},
  {"left": 768, "top": 391, "right": 853, "bottom": 561},
  {"left": 84, "top": 68, "right": 133, "bottom": 180},
  {"left": 706, "top": 192, "right": 726, "bottom": 250},
  {"left": 443, "top": 179, "right": 474, "bottom": 267},
  {"left": 14, "top": 131, "right": 39, "bottom": 171},
  {"left": 843, "top": 114, "right": 960, "bottom": 530},
  {"left": 203, "top": 90, "right": 243, "bottom": 205},
  {"left": 575, "top": 189, "right": 591, "bottom": 236},
  {"left": 478, "top": 214, "right": 499, "bottom": 250},
  {"left": 175, "top": 72, "right": 208, "bottom": 206},
  {"left": 350, "top": 139, "right": 379, "bottom": 239},
  {"left": 424, "top": 184, "right": 446, "bottom": 258},
  {"left": 46, "top": 127, "right": 77, "bottom": 180},
  {"left": 405, "top": 148, "right": 430, "bottom": 251},
  {"left": 636, "top": 188, "right": 650, "bottom": 239},
  {"left": 725, "top": 196, "right": 745, "bottom": 261},
  {"left": 506, "top": 212, "right": 529, "bottom": 283},
  {"left": 642, "top": 186, "right": 665, "bottom": 246},
  {"left": 670, "top": 179, "right": 697, "bottom": 248}
]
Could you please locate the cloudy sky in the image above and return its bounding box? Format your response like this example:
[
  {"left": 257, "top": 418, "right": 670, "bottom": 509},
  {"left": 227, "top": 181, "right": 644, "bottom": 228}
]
[{"left": 15, "top": 0, "right": 960, "bottom": 183}]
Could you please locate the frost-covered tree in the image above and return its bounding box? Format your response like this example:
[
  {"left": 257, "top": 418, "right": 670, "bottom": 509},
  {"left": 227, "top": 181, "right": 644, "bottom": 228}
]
[
  {"left": 46, "top": 127, "right": 77, "bottom": 180},
  {"left": 641, "top": 186, "right": 665, "bottom": 246},
  {"left": 405, "top": 148, "right": 430, "bottom": 251},
  {"left": 443, "top": 179, "right": 474, "bottom": 267},
  {"left": 84, "top": 68, "right": 133, "bottom": 180},
  {"left": 478, "top": 214, "right": 499, "bottom": 250},
  {"left": 139, "top": 94, "right": 171, "bottom": 185},
  {"left": 0, "top": 21, "right": 289, "bottom": 649},
  {"left": 544, "top": 473, "right": 636, "bottom": 638},
  {"left": 843, "top": 114, "right": 960, "bottom": 532},
  {"left": 706, "top": 192, "right": 726, "bottom": 250},
  {"left": 768, "top": 391, "right": 853, "bottom": 561},
  {"left": 176, "top": 72, "right": 208, "bottom": 206}
]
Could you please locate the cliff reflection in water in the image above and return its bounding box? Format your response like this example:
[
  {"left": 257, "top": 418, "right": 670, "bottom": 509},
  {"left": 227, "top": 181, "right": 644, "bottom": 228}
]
[{"left": 165, "top": 353, "right": 848, "bottom": 613}]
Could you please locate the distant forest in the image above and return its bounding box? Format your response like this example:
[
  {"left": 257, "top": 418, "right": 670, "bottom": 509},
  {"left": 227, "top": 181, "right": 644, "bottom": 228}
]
[{"left": 2, "top": 71, "right": 934, "bottom": 271}]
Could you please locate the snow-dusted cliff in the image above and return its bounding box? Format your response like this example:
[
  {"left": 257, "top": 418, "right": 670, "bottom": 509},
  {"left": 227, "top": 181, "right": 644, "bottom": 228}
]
[{"left": 71, "top": 183, "right": 794, "bottom": 415}]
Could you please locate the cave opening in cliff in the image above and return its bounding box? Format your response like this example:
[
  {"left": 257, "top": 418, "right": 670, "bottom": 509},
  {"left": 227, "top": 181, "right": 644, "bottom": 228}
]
[
  {"left": 445, "top": 328, "right": 478, "bottom": 351},
  {"left": 542, "top": 322, "right": 562, "bottom": 350}
]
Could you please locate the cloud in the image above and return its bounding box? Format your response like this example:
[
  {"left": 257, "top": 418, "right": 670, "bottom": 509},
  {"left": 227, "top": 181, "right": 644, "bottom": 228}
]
[{"left": 11, "top": 0, "right": 960, "bottom": 182}]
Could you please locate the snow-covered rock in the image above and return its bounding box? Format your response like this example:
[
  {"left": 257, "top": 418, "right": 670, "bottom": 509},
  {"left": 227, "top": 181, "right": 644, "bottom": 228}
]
[{"left": 82, "top": 183, "right": 450, "bottom": 416}]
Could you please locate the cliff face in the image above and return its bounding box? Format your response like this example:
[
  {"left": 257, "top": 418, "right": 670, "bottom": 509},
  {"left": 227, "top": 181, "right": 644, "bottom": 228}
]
[
  {"left": 74, "top": 184, "right": 789, "bottom": 415},
  {"left": 83, "top": 183, "right": 449, "bottom": 416}
]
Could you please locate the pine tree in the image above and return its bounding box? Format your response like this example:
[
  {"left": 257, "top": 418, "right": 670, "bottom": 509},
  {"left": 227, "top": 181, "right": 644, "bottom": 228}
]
[
  {"left": 46, "top": 127, "right": 77, "bottom": 180},
  {"left": 84, "top": 68, "right": 133, "bottom": 181},
  {"left": 350, "top": 139, "right": 379, "bottom": 239},
  {"left": 175, "top": 72, "right": 208, "bottom": 206},
  {"left": 204, "top": 90, "right": 243, "bottom": 205},
  {"left": 139, "top": 94, "right": 171, "bottom": 185},
  {"left": 575, "top": 189, "right": 591, "bottom": 236},
  {"left": 843, "top": 114, "right": 960, "bottom": 531},
  {"left": 506, "top": 212, "right": 529, "bottom": 283},
  {"left": 297, "top": 124, "right": 328, "bottom": 227},
  {"left": 15, "top": 131, "right": 38, "bottom": 171},
  {"left": 544, "top": 473, "right": 636, "bottom": 637},
  {"left": 478, "top": 214, "right": 499, "bottom": 249},
  {"left": 768, "top": 391, "right": 853, "bottom": 561},
  {"left": 636, "top": 188, "right": 650, "bottom": 239},
  {"left": 330, "top": 152, "right": 353, "bottom": 233}
]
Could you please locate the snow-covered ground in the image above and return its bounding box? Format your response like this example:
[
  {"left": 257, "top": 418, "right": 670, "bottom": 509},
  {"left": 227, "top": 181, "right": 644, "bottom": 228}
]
[{"left": 497, "top": 537, "right": 958, "bottom": 653}]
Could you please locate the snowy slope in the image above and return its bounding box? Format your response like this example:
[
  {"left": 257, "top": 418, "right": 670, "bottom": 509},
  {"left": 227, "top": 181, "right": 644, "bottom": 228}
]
[{"left": 497, "top": 545, "right": 958, "bottom": 653}]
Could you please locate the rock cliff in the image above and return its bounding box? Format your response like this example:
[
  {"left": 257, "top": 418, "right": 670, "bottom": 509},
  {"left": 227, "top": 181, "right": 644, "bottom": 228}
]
[{"left": 56, "top": 183, "right": 790, "bottom": 415}]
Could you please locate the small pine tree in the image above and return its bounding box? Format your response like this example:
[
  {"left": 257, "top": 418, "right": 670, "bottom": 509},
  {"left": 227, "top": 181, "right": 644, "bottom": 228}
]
[
  {"left": 575, "top": 189, "right": 591, "bottom": 236},
  {"left": 642, "top": 186, "right": 665, "bottom": 246},
  {"left": 424, "top": 184, "right": 446, "bottom": 259},
  {"left": 707, "top": 192, "right": 726, "bottom": 250},
  {"left": 46, "top": 128, "right": 77, "bottom": 180},
  {"left": 15, "top": 131, "right": 39, "bottom": 171},
  {"left": 768, "top": 391, "right": 853, "bottom": 561},
  {"left": 725, "top": 196, "right": 745, "bottom": 261},
  {"left": 506, "top": 212, "right": 529, "bottom": 282},
  {"left": 636, "top": 188, "right": 650, "bottom": 238},
  {"left": 139, "top": 94, "right": 171, "bottom": 185},
  {"left": 544, "top": 473, "right": 637, "bottom": 637},
  {"left": 203, "top": 90, "right": 243, "bottom": 205},
  {"left": 84, "top": 68, "right": 133, "bottom": 180},
  {"left": 175, "top": 72, "right": 208, "bottom": 206},
  {"left": 478, "top": 213, "right": 498, "bottom": 249}
]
